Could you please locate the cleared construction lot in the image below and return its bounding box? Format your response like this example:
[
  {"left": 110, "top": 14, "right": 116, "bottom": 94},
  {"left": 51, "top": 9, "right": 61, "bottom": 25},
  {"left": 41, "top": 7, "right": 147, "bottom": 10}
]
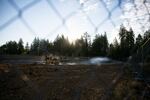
[
  {"left": 0, "top": 56, "right": 149, "bottom": 100},
  {"left": 0, "top": 63, "right": 123, "bottom": 100}
]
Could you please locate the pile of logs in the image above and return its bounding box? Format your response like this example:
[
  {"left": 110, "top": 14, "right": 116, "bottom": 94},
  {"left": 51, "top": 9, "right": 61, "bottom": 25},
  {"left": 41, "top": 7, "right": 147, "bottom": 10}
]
[{"left": 45, "top": 54, "right": 60, "bottom": 65}]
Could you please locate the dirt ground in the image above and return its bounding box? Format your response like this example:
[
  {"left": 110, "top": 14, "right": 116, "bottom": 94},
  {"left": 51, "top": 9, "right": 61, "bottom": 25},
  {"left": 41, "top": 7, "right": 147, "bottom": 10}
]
[{"left": 0, "top": 63, "right": 125, "bottom": 100}]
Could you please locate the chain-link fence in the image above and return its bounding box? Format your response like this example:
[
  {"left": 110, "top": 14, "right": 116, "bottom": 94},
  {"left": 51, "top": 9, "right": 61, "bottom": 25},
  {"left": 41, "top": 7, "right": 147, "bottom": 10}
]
[
  {"left": 0, "top": 0, "right": 150, "bottom": 41},
  {"left": 0, "top": 0, "right": 150, "bottom": 100}
]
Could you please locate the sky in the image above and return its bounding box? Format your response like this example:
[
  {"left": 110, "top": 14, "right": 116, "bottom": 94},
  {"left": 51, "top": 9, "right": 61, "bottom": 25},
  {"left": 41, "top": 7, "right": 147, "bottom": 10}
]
[{"left": 0, "top": 0, "right": 150, "bottom": 46}]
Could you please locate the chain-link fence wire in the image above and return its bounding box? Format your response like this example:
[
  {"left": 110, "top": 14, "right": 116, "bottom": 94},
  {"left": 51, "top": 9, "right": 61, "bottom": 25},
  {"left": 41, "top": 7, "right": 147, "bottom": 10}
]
[
  {"left": 0, "top": 0, "right": 150, "bottom": 99},
  {"left": 0, "top": 0, "right": 150, "bottom": 38}
]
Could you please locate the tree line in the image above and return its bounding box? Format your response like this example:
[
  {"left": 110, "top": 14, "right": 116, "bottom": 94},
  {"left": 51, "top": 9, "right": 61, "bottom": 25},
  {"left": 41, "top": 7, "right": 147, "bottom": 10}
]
[{"left": 0, "top": 25, "right": 150, "bottom": 61}]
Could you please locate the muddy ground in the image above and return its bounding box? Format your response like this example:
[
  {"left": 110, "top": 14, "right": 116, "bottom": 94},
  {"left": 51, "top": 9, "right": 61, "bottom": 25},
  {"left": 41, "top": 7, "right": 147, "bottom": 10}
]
[
  {"left": 0, "top": 63, "right": 125, "bottom": 100},
  {"left": 0, "top": 55, "right": 149, "bottom": 100}
]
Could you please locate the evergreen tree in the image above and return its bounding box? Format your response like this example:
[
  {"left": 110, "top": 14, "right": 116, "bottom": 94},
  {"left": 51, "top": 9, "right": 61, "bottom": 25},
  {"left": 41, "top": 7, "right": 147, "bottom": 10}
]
[
  {"left": 74, "top": 37, "right": 85, "bottom": 56},
  {"left": 18, "top": 38, "right": 24, "bottom": 54},
  {"left": 39, "top": 39, "right": 49, "bottom": 55},
  {"left": 30, "top": 37, "right": 40, "bottom": 55},
  {"left": 91, "top": 33, "right": 108, "bottom": 56},
  {"left": 119, "top": 26, "right": 135, "bottom": 59},
  {"left": 127, "top": 28, "right": 135, "bottom": 54},
  {"left": 135, "top": 34, "right": 143, "bottom": 50},
  {"left": 143, "top": 29, "right": 150, "bottom": 43},
  {"left": 53, "top": 35, "right": 70, "bottom": 56},
  {"left": 108, "top": 38, "right": 121, "bottom": 60},
  {"left": 82, "top": 32, "right": 91, "bottom": 56},
  {"left": 25, "top": 42, "right": 29, "bottom": 54},
  {"left": 6, "top": 41, "right": 18, "bottom": 54}
]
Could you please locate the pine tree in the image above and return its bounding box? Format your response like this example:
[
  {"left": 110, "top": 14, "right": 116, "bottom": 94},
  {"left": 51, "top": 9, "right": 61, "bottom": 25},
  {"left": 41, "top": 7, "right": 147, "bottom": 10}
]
[
  {"left": 25, "top": 42, "right": 29, "bottom": 54},
  {"left": 18, "top": 38, "right": 24, "bottom": 54}
]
